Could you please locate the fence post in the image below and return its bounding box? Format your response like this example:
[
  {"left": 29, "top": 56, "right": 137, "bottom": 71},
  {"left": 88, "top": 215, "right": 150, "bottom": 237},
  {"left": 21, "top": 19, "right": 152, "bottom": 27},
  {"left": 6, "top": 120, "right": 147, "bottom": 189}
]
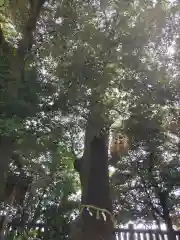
[{"left": 129, "top": 224, "right": 134, "bottom": 240}]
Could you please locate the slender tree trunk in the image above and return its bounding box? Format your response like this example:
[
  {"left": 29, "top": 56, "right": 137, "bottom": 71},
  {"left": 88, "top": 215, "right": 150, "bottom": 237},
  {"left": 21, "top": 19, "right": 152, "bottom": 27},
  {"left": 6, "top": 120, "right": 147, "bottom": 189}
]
[
  {"left": 159, "top": 192, "right": 176, "bottom": 240},
  {"left": 0, "top": 215, "right": 6, "bottom": 240},
  {"left": 0, "top": 136, "right": 14, "bottom": 203}
]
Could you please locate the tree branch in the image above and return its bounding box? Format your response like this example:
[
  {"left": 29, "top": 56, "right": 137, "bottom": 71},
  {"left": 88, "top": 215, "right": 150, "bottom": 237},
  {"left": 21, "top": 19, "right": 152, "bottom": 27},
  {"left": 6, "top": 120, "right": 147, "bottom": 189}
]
[
  {"left": 138, "top": 169, "right": 163, "bottom": 218},
  {"left": 129, "top": 155, "right": 163, "bottom": 218},
  {"left": 18, "top": 0, "right": 47, "bottom": 57}
]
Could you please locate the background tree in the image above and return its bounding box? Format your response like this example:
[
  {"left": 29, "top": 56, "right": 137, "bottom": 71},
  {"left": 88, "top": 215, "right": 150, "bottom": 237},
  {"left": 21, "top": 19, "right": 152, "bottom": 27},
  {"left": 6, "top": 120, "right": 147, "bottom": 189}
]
[{"left": 110, "top": 1, "right": 180, "bottom": 239}]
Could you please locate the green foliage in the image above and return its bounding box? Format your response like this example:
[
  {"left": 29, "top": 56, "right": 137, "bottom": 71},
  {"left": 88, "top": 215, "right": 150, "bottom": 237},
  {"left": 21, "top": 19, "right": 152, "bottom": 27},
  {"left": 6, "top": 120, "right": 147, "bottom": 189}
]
[{"left": 0, "top": 0, "right": 180, "bottom": 238}]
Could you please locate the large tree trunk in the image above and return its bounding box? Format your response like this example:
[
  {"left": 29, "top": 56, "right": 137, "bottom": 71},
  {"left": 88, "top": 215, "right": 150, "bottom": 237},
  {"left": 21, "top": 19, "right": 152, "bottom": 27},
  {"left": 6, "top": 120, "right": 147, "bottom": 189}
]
[
  {"left": 71, "top": 102, "right": 115, "bottom": 240},
  {"left": 0, "top": 0, "right": 47, "bottom": 204}
]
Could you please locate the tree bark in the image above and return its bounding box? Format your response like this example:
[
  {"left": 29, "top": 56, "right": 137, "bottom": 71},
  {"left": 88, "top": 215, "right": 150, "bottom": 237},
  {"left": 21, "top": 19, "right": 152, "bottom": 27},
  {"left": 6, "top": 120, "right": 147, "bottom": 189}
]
[
  {"left": 71, "top": 101, "right": 115, "bottom": 240},
  {"left": 0, "top": 0, "right": 47, "bottom": 204},
  {"left": 159, "top": 192, "right": 176, "bottom": 240},
  {"left": 0, "top": 136, "right": 14, "bottom": 203}
]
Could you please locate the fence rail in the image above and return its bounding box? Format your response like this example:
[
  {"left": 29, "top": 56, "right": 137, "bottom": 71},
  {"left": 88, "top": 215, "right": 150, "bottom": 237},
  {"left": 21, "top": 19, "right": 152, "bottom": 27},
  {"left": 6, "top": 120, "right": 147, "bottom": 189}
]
[{"left": 114, "top": 225, "right": 180, "bottom": 240}]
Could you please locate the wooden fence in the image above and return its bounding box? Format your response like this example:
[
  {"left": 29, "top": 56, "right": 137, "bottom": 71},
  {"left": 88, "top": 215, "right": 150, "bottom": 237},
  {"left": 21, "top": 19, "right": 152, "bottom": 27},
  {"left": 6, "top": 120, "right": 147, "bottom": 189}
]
[{"left": 114, "top": 224, "right": 180, "bottom": 240}]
